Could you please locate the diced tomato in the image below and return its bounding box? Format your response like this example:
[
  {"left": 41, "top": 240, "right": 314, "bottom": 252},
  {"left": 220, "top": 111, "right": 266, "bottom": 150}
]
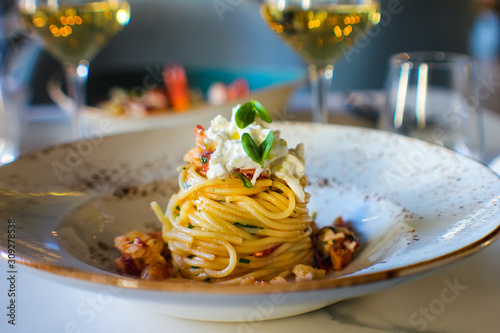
[
  {"left": 199, "top": 150, "right": 213, "bottom": 173},
  {"left": 235, "top": 168, "right": 270, "bottom": 181},
  {"left": 194, "top": 125, "right": 206, "bottom": 149},
  {"left": 253, "top": 245, "right": 279, "bottom": 258}
]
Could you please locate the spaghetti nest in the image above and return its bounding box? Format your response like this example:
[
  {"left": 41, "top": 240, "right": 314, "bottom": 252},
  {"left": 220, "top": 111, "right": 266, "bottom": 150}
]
[{"left": 152, "top": 163, "right": 314, "bottom": 284}]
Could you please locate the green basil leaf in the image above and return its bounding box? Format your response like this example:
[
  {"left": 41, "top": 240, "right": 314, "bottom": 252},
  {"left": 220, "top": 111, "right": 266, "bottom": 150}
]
[
  {"left": 241, "top": 133, "right": 263, "bottom": 167},
  {"left": 252, "top": 100, "right": 272, "bottom": 124},
  {"left": 235, "top": 102, "right": 256, "bottom": 129},
  {"left": 234, "top": 222, "right": 263, "bottom": 229},
  {"left": 235, "top": 172, "right": 253, "bottom": 188},
  {"left": 236, "top": 100, "right": 272, "bottom": 129},
  {"left": 259, "top": 131, "right": 274, "bottom": 165}
]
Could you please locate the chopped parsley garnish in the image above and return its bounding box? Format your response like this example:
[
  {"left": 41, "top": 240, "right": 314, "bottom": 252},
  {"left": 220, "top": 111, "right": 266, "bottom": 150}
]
[
  {"left": 200, "top": 156, "right": 208, "bottom": 164},
  {"left": 235, "top": 100, "right": 272, "bottom": 129},
  {"left": 234, "top": 222, "right": 263, "bottom": 229},
  {"left": 241, "top": 131, "right": 274, "bottom": 168},
  {"left": 238, "top": 258, "right": 251, "bottom": 264},
  {"left": 187, "top": 224, "right": 195, "bottom": 229},
  {"left": 175, "top": 205, "right": 181, "bottom": 211},
  {"left": 235, "top": 172, "right": 253, "bottom": 188},
  {"left": 191, "top": 266, "right": 200, "bottom": 269}
]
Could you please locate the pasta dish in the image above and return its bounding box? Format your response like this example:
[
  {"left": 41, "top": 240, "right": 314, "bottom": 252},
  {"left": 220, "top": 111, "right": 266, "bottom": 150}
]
[{"left": 114, "top": 101, "right": 359, "bottom": 284}]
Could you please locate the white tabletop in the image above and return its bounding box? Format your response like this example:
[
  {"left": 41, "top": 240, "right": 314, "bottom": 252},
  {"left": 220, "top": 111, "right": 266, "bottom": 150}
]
[
  {"left": 2, "top": 239, "right": 500, "bottom": 333},
  {"left": 1, "top": 104, "right": 500, "bottom": 333}
]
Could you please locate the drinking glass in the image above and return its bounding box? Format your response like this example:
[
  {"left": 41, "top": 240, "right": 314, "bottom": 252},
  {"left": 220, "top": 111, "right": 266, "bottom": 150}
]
[
  {"left": 0, "top": 76, "right": 25, "bottom": 165},
  {"left": 18, "top": 0, "right": 130, "bottom": 139},
  {"left": 380, "top": 52, "right": 484, "bottom": 160},
  {"left": 261, "top": 0, "right": 380, "bottom": 123}
]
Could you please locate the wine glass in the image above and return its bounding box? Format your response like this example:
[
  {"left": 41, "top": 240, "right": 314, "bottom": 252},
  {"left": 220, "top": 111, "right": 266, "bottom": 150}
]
[
  {"left": 261, "top": 0, "right": 380, "bottom": 123},
  {"left": 18, "top": 0, "right": 130, "bottom": 139}
]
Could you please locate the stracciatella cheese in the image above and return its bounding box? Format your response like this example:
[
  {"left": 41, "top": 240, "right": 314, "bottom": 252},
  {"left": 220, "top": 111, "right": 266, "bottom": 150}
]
[{"left": 204, "top": 106, "right": 306, "bottom": 202}]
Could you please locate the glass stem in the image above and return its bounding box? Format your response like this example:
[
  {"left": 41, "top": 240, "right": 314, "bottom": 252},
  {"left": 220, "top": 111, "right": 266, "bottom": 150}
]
[
  {"left": 64, "top": 60, "right": 89, "bottom": 139},
  {"left": 309, "top": 64, "right": 334, "bottom": 123}
]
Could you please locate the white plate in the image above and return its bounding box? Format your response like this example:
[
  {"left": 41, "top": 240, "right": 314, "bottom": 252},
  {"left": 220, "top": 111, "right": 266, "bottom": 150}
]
[
  {"left": 48, "top": 68, "right": 304, "bottom": 135},
  {"left": 0, "top": 123, "right": 499, "bottom": 321}
]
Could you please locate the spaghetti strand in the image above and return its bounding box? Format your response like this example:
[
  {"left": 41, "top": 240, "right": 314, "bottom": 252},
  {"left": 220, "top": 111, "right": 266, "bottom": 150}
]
[{"left": 157, "top": 164, "right": 313, "bottom": 284}]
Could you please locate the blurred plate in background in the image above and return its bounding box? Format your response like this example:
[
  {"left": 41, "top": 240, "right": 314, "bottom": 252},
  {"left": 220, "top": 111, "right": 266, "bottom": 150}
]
[{"left": 48, "top": 66, "right": 305, "bottom": 135}]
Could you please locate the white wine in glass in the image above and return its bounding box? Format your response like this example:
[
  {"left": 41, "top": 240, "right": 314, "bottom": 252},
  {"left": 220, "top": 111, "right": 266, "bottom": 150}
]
[
  {"left": 19, "top": 0, "right": 131, "bottom": 138},
  {"left": 262, "top": 0, "right": 380, "bottom": 123}
]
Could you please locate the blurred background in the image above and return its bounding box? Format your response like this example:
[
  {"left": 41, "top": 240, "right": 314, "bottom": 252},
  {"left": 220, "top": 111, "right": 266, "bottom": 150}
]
[{"left": 0, "top": 0, "right": 499, "bottom": 110}]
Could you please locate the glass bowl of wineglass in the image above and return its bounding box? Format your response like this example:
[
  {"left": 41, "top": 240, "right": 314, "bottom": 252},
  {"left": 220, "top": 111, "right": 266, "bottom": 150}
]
[
  {"left": 261, "top": 0, "right": 380, "bottom": 123},
  {"left": 18, "top": 0, "right": 131, "bottom": 138}
]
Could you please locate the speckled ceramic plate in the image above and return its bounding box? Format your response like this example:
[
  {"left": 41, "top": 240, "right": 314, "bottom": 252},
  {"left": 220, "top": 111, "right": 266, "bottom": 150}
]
[{"left": 0, "top": 123, "right": 499, "bottom": 322}]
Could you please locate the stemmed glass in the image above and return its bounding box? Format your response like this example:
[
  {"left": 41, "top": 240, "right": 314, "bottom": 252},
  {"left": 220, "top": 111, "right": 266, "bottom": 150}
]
[
  {"left": 261, "top": 0, "right": 380, "bottom": 123},
  {"left": 18, "top": 0, "right": 130, "bottom": 139}
]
